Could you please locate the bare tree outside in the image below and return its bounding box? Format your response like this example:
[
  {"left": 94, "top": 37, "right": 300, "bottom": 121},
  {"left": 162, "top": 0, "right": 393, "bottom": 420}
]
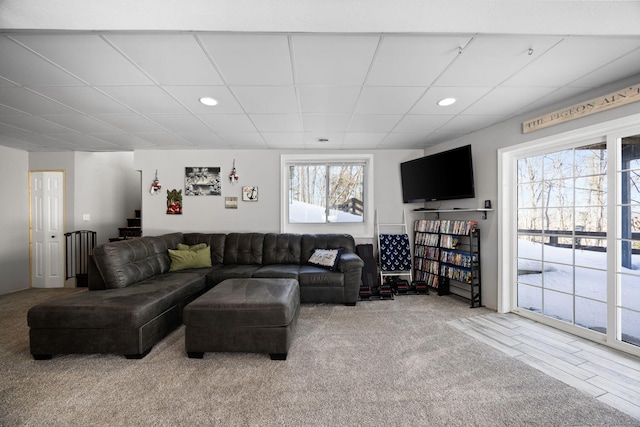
[{"left": 289, "top": 163, "right": 364, "bottom": 223}]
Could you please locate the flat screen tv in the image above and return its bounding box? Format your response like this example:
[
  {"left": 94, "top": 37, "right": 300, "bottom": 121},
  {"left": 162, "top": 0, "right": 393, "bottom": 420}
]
[{"left": 400, "top": 145, "right": 475, "bottom": 203}]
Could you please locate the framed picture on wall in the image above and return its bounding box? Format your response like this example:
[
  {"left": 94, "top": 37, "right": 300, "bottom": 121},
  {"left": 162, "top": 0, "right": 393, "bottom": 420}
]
[
  {"left": 185, "top": 167, "right": 221, "bottom": 196},
  {"left": 242, "top": 186, "right": 258, "bottom": 201},
  {"left": 225, "top": 197, "right": 238, "bottom": 209}
]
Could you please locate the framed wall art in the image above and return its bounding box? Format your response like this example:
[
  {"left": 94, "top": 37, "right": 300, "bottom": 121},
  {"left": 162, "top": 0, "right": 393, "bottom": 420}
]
[
  {"left": 185, "top": 167, "right": 221, "bottom": 196},
  {"left": 225, "top": 197, "right": 238, "bottom": 209},
  {"left": 242, "top": 186, "right": 258, "bottom": 201}
]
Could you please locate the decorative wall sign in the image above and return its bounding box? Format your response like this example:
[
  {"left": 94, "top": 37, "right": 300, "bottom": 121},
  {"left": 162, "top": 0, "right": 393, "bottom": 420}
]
[
  {"left": 185, "top": 167, "right": 221, "bottom": 196},
  {"left": 225, "top": 197, "right": 238, "bottom": 209},
  {"left": 523, "top": 83, "right": 640, "bottom": 133},
  {"left": 242, "top": 186, "right": 258, "bottom": 201},
  {"left": 166, "top": 189, "right": 182, "bottom": 215}
]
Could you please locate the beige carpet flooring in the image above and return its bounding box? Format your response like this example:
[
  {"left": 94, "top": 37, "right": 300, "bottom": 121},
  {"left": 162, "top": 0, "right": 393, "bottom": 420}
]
[{"left": 1, "top": 288, "right": 639, "bottom": 426}]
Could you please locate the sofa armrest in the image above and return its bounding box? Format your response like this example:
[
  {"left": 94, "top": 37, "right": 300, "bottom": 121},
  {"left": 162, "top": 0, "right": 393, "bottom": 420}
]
[{"left": 338, "top": 252, "right": 364, "bottom": 272}]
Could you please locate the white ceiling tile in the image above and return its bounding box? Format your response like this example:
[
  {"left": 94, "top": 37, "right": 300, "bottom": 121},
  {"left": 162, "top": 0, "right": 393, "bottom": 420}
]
[
  {"left": 348, "top": 114, "right": 402, "bottom": 132},
  {"left": 163, "top": 86, "right": 243, "bottom": 114},
  {"left": 504, "top": 37, "right": 640, "bottom": 87},
  {"left": 422, "top": 131, "right": 469, "bottom": 146},
  {"left": 303, "top": 132, "right": 345, "bottom": 147},
  {"left": 144, "top": 114, "right": 212, "bottom": 133},
  {"left": 232, "top": 86, "right": 298, "bottom": 113},
  {"left": 250, "top": 114, "right": 302, "bottom": 132},
  {"left": 302, "top": 114, "right": 351, "bottom": 132},
  {"left": 297, "top": 86, "right": 361, "bottom": 113},
  {"left": 14, "top": 34, "right": 154, "bottom": 85},
  {"left": 292, "top": 35, "right": 379, "bottom": 85},
  {"left": 411, "top": 87, "right": 493, "bottom": 114},
  {"left": 218, "top": 132, "right": 267, "bottom": 148},
  {"left": 197, "top": 114, "right": 257, "bottom": 132},
  {"left": 378, "top": 132, "right": 429, "bottom": 149},
  {"left": 438, "top": 115, "right": 505, "bottom": 132},
  {"left": 570, "top": 48, "right": 640, "bottom": 88},
  {"left": 199, "top": 34, "right": 293, "bottom": 85},
  {"left": 30, "top": 86, "right": 132, "bottom": 114},
  {"left": 0, "top": 36, "right": 81, "bottom": 86},
  {"left": 175, "top": 132, "right": 230, "bottom": 148},
  {"left": 262, "top": 132, "right": 304, "bottom": 148},
  {"left": 367, "top": 35, "right": 472, "bottom": 86},
  {"left": 394, "top": 115, "right": 454, "bottom": 133},
  {"left": 92, "top": 114, "right": 167, "bottom": 133},
  {"left": 436, "top": 35, "right": 562, "bottom": 86},
  {"left": 355, "top": 87, "right": 425, "bottom": 114},
  {"left": 463, "top": 86, "right": 558, "bottom": 115},
  {"left": 0, "top": 114, "right": 73, "bottom": 134},
  {"left": 106, "top": 34, "right": 224, "bottom": 85},
  {"left": 98, "top": 86, "right": 189, "bottom": 114},
  {"left": 131, "top": 133, "right": 193, "bottom": 147},
  {"left": 41, "top": 115, "right": 120, "bottom": 133},
  {"left": 45, "top": 133, "right": 120, "bottom": 150},
  {"left": 0, "top": 87, "right": 76, "bottom": 115},
  {"left": 342, "top": 132, "right": 387, "bottom": 147},
  {"left": 90, "top": 133, "right": 155, "bottom": 149}
]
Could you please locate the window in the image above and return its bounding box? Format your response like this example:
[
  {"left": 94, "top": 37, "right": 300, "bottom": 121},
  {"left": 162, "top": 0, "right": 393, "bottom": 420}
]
[
  {"left": 281, "top": 154, "right": 374, "bottom": 237},
  {"left": 288, "top": 163, "right": 364, "bottom": 223}
]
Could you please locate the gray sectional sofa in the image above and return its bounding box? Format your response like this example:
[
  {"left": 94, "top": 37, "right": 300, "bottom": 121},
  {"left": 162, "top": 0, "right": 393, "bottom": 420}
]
[{"left": 27, "top": 232, "right": 363, "bottom": 359}]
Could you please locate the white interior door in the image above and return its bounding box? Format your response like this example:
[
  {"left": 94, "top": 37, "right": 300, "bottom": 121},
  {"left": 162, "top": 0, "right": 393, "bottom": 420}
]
[{"left": 30, "top": 171, "right": 65, "bottom": 288}]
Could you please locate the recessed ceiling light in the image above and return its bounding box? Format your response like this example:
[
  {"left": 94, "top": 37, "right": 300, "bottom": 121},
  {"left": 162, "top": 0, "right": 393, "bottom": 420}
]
[
  {"left": 437, "top": 97, "right": 457, "bottom": 107},
  {"left": 199, "top": 97, "right": 218, "bottom": 106}
]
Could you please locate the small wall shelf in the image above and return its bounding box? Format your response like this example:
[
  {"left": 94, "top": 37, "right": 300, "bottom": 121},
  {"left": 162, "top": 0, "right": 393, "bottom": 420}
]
[{"left": 413, "top": 208, "right": 493, "bottom": 220}]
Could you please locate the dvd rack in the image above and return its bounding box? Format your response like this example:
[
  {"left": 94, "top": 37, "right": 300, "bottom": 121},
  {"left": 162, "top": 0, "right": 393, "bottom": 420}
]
[{"left": 413, "top": 219, "right": 481, "bottom": 307}]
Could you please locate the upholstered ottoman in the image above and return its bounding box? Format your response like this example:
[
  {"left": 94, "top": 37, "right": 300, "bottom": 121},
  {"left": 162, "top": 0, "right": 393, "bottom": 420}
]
[{"left": 183, "top": 278, "right": 300, "bottom": 360}]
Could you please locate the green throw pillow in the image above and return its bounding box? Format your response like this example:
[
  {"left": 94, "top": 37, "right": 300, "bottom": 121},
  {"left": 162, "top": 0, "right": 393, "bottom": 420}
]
[
  {"left": 168, "top": 245, "right": 212, "bottom": 271},
  {"left": 177, "top": 242, "right": 207, "bottom": 251}
]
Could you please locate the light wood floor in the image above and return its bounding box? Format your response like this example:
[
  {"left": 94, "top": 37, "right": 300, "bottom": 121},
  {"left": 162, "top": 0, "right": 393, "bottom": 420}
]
[{"left": 448, "top": 313, "right": 640, "bottom": 421}]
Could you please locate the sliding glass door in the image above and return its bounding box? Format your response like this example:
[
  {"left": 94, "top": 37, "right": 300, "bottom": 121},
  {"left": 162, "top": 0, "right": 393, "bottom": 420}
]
[{"left": 515, "top": 133, "right": 640, "bottom": 351}]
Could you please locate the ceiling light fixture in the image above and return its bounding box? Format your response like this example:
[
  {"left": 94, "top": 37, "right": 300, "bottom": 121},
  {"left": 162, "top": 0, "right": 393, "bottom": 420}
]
[
  {"left": 199, "top": 97, "right": 218, "bottom": 106},
  {"left": 437, "top": 97, "right": 457, "bottom": 107}
]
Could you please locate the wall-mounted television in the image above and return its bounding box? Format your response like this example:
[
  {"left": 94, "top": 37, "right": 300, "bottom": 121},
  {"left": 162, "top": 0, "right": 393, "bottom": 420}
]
[{"left": 400, "top": 145, "right": 475, "bottom": 203}]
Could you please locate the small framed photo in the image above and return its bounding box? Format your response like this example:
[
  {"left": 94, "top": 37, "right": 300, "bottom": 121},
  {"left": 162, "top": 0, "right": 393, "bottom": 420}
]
[
  {"left": 225, "top": 197, "right": 238, "bottom": 209},
  {"left": 242, "top": 186, "right": 258, "bottom": 201}
]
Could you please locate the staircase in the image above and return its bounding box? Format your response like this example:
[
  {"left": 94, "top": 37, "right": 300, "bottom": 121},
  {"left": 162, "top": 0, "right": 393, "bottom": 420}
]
[{"left": 109, "top": 209, "right": 142, "bottom": 242}]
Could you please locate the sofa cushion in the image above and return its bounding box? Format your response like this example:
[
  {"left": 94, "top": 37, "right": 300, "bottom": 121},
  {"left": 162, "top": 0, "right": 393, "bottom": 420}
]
[
  {"left": 168, "top": 245, "right": 212, "bottom": 271},
  {"left": 262, "top": 233, "right": 301, "bottom": 265},
  {"left": 224, "top": 233, "right": 264, "bottom": 265},
  {"left": 252, "top": 264, "right": 300, "bottom": 279},
  {"left": 206, "top": 264, "right": 262, "bottom": 286},
  {"left": 183, "top": 233, "right": 226, "bottom": 265},
  {"left": 92, "top": 233, "right": 183, "bottom": 289},
  {"left": 28, "top": 272, "right": 207, "bottom": 329},
  {"left": 298, "top": 265, "right": 345, "bottom": 288}
]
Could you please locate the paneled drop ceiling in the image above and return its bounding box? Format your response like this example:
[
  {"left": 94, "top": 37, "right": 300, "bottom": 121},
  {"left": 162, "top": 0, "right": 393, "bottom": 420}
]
[{"left": 1, "top": 31, "right": 640, "bottom": 151}]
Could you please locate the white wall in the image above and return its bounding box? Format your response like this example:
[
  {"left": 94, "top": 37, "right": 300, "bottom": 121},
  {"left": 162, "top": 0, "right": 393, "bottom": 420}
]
[
  {"left": 0, "top": 146, "right": 30, "bottom": 295},
  {"left": 422, "top": 74, "right": 640, "bottom": 310},
  {"left": 30, "top": 151, "right": 139, "bottom": 245},
  {"left": 134, "top": 149, "right": 423, "bottom": 239},
  {"left": 74, "top": 152, "right": 139, "bottom": 244}
]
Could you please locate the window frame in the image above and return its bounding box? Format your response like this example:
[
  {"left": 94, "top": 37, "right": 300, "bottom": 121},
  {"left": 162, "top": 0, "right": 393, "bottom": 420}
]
[{"left": 280, "top": 153, "right": 374, "bottom": 238}]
